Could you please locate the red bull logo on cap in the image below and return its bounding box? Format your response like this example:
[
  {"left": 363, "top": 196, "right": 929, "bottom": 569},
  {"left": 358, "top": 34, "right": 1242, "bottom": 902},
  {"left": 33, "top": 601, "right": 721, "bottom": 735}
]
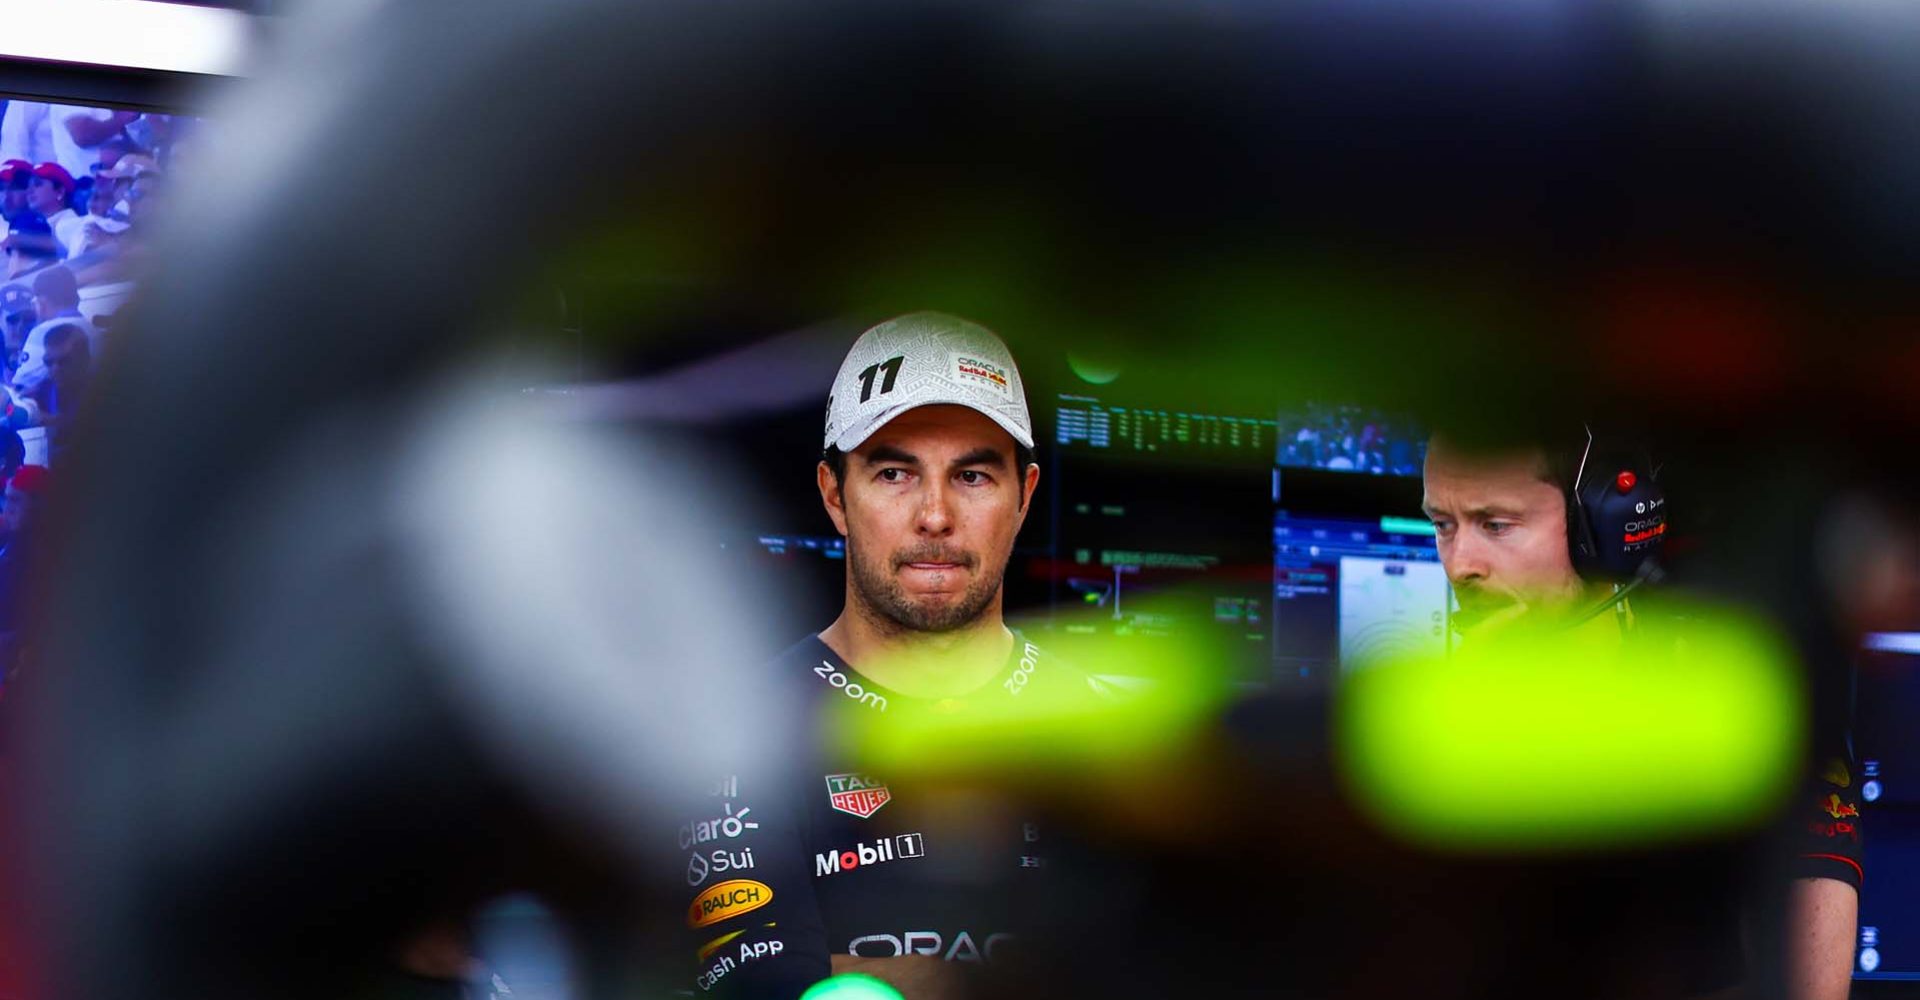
[{"left": 1822, "top": 793, "right": 1860, "bottom": 820}]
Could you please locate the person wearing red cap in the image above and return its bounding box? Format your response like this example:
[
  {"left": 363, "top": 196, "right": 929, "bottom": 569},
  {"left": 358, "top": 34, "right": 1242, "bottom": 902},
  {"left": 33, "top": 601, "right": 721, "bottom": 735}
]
[
  {"left": 25, "top": 164, "right": 81, "bottom": 257},
  {"left": 1, "top": 465, "right": 45, "bottom": 535}
]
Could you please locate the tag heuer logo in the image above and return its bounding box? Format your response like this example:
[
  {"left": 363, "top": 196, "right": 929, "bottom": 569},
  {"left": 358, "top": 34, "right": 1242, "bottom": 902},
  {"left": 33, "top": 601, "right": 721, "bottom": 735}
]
[{"left": 824, "top": 772, "right": 891, "bottom": 818}]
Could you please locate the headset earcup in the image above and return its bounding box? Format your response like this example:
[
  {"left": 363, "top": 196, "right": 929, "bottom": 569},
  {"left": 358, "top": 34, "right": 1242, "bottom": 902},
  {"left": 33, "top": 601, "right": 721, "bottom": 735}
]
[{"left": 1576, "top": 457, "right": 1666, "bottom": 582}]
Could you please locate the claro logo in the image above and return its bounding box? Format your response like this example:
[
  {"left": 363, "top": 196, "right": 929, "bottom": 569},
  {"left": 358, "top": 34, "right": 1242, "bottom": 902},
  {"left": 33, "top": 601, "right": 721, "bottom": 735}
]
[{"left": 687, "top": 880, "right": 773, "bottom": 929}]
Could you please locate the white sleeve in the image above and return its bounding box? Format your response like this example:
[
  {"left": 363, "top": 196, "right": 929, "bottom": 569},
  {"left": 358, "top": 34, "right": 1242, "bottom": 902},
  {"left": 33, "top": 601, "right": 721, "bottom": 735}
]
[
  {"left": 53, "top": 213, "right": 88, "bottom": 257},
  {"left": 51, "top": 104, "right": 117, "bottom": 178},
  {"left": 0, "top": 102, "right": 52, "bottom": 164}
]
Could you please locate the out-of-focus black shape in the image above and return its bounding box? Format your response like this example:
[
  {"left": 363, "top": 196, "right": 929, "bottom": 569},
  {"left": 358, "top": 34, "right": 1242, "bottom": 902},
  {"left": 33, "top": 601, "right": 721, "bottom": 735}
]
[{"left": 3, "top": 1, "right": 1915, "bottom": 999}]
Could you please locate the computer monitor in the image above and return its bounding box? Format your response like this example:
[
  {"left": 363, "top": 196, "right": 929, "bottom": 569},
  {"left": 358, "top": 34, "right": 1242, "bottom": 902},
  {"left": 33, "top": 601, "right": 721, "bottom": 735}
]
[
  {"left": 1850, "top": 633, "right": 1920, "bottom": 982},
  {"left": 1271, "top": 509, "right": 1449, "bottom": 678},
  {"left": 1043, "top": 390, "right": 1444, "bottom": 685},
  {"left": 0, "top": 91, "right": 204, "bottom": 691}
]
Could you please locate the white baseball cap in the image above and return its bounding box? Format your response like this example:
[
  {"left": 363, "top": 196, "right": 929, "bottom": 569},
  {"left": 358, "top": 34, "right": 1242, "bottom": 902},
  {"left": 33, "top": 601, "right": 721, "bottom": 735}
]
[{"left": 823, "top": 312, "right": 1035, "bottom": 454}]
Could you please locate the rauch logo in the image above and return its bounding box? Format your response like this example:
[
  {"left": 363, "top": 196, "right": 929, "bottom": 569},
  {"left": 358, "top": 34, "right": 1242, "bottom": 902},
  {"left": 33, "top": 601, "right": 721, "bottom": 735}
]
[{"left": 687, "top": 879, "right": 772, "bottom": 929}]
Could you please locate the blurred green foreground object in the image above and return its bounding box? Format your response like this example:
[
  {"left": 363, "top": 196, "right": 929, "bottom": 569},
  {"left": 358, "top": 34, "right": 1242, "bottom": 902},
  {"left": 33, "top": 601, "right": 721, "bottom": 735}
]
[
  {"left": 1337, "top": 605, "right": 1805, "bottom": 852},
  {"left": 799, "top": 973, "right": 906, "bottom": 1000}
]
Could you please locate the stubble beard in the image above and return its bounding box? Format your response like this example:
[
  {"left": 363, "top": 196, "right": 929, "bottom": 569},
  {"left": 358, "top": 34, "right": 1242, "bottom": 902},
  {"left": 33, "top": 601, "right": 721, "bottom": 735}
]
[{"left": 847, "top": 532, "right": 1005, "bottom": 635}]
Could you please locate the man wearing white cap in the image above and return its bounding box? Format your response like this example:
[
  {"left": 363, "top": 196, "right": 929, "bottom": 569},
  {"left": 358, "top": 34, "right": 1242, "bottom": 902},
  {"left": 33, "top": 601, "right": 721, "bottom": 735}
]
[
  {"left": 815, "top": 311, "right": 1041, "bottom": 686},
  {"left": 673, "top": 312, "right": 1105, "bottom": 1000}
]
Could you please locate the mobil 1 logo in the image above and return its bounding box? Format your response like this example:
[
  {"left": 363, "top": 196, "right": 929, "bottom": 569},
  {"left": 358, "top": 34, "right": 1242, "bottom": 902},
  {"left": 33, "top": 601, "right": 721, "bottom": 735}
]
[{"left": 814, "top": 833, "right": 925, "bottom": 877}]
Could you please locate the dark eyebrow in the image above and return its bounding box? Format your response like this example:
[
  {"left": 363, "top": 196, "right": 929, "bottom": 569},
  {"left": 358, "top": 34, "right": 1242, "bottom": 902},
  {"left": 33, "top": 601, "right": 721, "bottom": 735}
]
[
  {"left": 952, "top": 447, "right": 1011, "bottom": 470},
  {"left": 859, "top": 444, "right": 920, "bottom": 467},
  {"left": 1422, "top": 503, "right": 1525, "bottom": 520}
]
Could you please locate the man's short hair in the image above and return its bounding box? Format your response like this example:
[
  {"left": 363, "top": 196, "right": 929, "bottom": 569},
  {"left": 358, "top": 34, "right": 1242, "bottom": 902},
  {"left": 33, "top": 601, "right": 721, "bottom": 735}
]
[
  {"left": 32, "top": 266, "right": 78, "bottom": 307},
  {"left": 1426, "top": 425, "right": 1587, "bottom": 556},
  {"left": 4, "top": 215, "right": 59, "bottom": 260},
  {"left": 1427, "top": 423, "right": 1588, "bottom": 496},
  {"left": 45, "top": 323, "right": 88, "bottom": 353}
]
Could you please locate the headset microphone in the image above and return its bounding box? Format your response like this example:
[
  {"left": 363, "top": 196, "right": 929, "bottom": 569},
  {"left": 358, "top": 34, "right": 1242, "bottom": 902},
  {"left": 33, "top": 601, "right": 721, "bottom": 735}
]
[{"left": 1564, "top": 558, "right": 1667, "bottom": 628}]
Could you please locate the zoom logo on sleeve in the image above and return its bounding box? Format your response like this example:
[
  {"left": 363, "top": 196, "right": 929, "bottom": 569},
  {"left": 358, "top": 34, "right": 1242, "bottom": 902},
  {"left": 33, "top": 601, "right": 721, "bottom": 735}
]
[
  {"left": 687, "top": 879, "right": 773, "bottom": 928},
  {"left": 813, "top": 661, "right": 889, "bottom": 711},
  {"left": 814, "top": 834, "right": 924, "bottom": 877}
]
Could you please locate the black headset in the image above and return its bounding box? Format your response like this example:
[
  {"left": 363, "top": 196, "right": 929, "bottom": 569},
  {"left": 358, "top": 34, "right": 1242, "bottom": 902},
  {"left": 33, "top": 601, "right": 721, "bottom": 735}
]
[
  {"left": 1563, "top": 426, "right": 1667, "bottom": 625},
  {"left": 1567, "top": 425, "right": 1667, "bottom": 582}
]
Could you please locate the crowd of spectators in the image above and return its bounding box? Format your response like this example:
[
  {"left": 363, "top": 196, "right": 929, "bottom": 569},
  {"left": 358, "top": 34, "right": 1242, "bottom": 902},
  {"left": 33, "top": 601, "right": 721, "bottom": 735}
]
[
  {"left": 1276, "top": 403, "right": 1425, "bottom": 476},
  {"left": 0, "top": 100, "right": 189, "bottom": 700}
]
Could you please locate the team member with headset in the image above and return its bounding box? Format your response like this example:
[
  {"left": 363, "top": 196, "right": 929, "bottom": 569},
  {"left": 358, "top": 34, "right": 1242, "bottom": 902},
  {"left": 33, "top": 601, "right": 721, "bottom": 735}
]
[
  {"left": 671, "top": 313, "right": 1109, "bottom": 1000},
  {"left": 1421, "top": 428, "right": 1861, "bottom": 1000}
]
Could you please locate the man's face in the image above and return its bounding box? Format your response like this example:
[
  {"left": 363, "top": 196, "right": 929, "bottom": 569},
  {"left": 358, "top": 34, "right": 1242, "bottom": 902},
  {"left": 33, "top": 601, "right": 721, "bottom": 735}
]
[
  {"left": 87, "top": 183, "right": 115, "bottom": 217},
  {"left": 1423, "top": 437, "right": 1586, "bottom": 631},
  {"left": 818, "top": 404, "right": 1039, "bottom": 634},
  {"left": 2, "top": 186, "right": 26, "bottom": 216},
  {"left": 3, "top": 313, "right": 32, "bottom": 355},
  {"left": 27, "top": 177, "right": 63, "bottom": 215}
]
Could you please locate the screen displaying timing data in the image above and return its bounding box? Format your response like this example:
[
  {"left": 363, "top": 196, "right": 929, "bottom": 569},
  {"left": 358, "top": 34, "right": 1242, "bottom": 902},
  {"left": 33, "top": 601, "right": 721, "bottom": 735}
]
[
  {"left": 1056, "top": 394, "right": 1280, "bottom": 458},
  {"left": 1851, "top": 634, "right": 1920, "bottom": 981},
  {"left": 1049, "top": 393, "right": 1279, "bottom": 686},
  {"left": 1272, "top": 513, "right": 1451, "bottom": 678}
]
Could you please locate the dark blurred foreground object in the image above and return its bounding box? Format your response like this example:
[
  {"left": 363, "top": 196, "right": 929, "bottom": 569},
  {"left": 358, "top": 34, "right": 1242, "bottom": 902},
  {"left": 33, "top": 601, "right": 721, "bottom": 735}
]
[{"left": 5, "top": 1, "right": 1920, "bottom": 999}]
